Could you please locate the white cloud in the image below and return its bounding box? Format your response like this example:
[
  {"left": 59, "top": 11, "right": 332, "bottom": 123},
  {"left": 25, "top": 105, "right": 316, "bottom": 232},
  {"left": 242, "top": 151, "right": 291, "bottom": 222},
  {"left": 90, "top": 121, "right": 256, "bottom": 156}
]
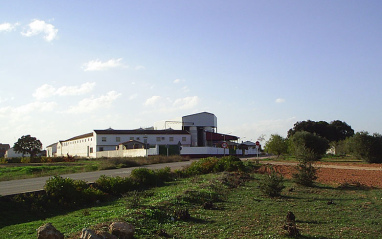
[
  {"left": 144, "top": 96, "right": 162, "bottom": 106},
  {"left": 275, "top": 98, "right": 286, "bottom": 103},
  {"left": 65, "top": 91, "right": 121, "bottom": 114},
  {"left": 0, "top": 22, "right": 19, "bottom": 32},
  {"left": 144, "top": 95, "right": 200, "bottom": 112},
  {"left": 0, "top": 102, "right": 57, "bottom": 120},
  {"left": 56, "top": 82, "right": 95, "bottom": 96},
  {"left": 83, "top": 58, "right": 125, "bottom": 71},
  {"left": 173, "top": 79, "right": 186, "bottom": 84},
  {"left": 173, "top": 96, "right": 199, "bottom": 109},
  {"left": 135, "top": 65, "right": 145, "bottom": 70},
  {"left": 33, "top": 82, "right": 96, "bottom": 100},
  {"left": 21, "top": 19, "right": 58, "bottom": 42}
]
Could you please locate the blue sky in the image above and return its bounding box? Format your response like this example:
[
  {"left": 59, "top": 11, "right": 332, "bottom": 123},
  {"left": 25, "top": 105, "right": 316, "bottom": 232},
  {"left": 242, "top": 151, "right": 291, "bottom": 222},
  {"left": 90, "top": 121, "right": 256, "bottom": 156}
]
[{"left": 1, "top": 1, "right": 382, "bottom": 147}]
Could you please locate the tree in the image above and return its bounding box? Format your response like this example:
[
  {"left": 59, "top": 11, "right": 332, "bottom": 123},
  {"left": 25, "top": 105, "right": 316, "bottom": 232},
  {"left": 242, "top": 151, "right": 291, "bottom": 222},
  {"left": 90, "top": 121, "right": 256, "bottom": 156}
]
[
  {"left": 13, "top": 135, "right": 42, "bottom": 158},
  {"left": 264, "top": 134, "right": 288, "bottom": 158},
  {"left": 290, "top": 131, "right": 329, "bottom": 186},
  {"left": 288, "top": 120, "right": 354, "bottom": 142},
  {"left": 290, "top": 131, "right": 329, "bottom": 162},
  {"left": 346, "top": 131, "right": 382, "bottom": 163}
]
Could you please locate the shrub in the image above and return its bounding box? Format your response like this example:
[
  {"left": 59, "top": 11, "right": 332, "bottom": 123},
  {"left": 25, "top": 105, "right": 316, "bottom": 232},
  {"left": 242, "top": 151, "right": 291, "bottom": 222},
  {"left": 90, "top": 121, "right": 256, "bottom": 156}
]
[
  {"left": 213, "top": 156, "right": 245, "bottom": 172},
  {"left": 290, "top": 131, "right": 329, "bottom": 162},
  {"left": 44, "top": 176, "right": 88, "bottom": 206},
  {"left": 259, "top": 166, "right": 285, "bottom": 197},
  {"left": 130, "top": 168, "right": 157, "bottom": 187},
  {"left": 95, "top": 175, "right": 134, "bottom": 195},
  {"left": 154, "top": 167, "right": 173, "bottom": 182},
  {"left": 292, "top": 162, "right": 317, "bottom": 187},
  {"left": 346, "top": 131, "right": 382, "bottom": 163}
]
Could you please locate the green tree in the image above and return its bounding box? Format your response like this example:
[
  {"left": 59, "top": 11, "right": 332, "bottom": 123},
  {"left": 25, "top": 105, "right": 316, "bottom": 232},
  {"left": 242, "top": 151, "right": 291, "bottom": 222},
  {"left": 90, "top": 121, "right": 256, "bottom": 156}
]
[
  {"left": 288, "top": 120, "right": 354, "bottom": 142},
  {"left": 264, "top": 134, "right": 288, "bottom": 158},
  {"left": 346, "top": 131, "right": 382, "bottom": 163},
  {"left": 290, "top": 131, "right": 329, "bottom": 187},
  {"left": 13, "top": 135, "right": 42, "bottom": 158},
  {"left": 290, "top": 131, "right": 329, "bottom": 162}
]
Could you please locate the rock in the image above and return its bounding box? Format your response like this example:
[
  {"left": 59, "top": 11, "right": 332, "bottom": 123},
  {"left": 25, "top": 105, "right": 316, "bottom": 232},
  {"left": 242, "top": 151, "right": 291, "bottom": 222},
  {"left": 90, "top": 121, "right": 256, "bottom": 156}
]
[
  {"left": 203, "top": 201, "right": 214, "bottom": 210},
  {"left": 37, "top": 223, "right": 64, "bottom": 239},
  {"left": 80, "top": 228, "right": 101, "bottom": 239},
  {"left": 109, "top": 222, "right": 135, "bottom": 239},
  {"left": 96, "top": 231, "right": 118, "bottom": 239},
  {"left": 286, "top": 211, "right": 295, "bottom": 222}
]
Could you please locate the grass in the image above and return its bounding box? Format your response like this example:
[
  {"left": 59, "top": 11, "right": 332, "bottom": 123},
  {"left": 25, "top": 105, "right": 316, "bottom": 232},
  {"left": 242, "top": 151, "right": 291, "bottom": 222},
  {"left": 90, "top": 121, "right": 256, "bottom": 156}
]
[
  {"left": 0, "top": 155, "right": 188, "bottom": 182},
  {"left": 1, "top": 171, "right": 381, "bottom": 238}
]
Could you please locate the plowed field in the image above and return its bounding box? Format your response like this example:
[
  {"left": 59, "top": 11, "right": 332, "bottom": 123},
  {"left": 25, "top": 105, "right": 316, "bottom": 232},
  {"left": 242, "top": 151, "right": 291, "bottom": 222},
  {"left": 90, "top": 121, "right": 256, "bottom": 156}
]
[{"left": 259, "top": 162, "right": 382, "bottom": 188}]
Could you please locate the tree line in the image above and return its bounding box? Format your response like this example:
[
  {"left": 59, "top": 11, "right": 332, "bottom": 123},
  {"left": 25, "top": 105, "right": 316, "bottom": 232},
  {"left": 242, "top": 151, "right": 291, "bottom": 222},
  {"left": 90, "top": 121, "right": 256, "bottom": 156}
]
[{"left": 265, "top": 120, "right": 382, "bottom": 164}]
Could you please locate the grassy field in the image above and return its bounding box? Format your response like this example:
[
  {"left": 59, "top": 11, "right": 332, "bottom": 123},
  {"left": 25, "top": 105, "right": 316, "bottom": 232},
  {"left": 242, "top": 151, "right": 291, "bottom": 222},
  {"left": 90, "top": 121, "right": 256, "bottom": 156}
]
[
  {"left": 1, "top": 171, "right": 381, "bottom": 238},
  {"left": 0, "top": 156, "right": 188, "bottom": 182}
]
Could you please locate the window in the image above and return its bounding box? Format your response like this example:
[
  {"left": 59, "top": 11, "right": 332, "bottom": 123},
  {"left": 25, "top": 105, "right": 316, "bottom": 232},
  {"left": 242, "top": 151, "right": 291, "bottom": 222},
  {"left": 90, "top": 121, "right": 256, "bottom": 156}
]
[
  {"left": 102, "top": 137, "right": 107, "bottom": 142},
  {"left": 136, "top": 137, "right": 140, "bottom": 140},
  {"left": 99, "top": 147, "right": 104, "bottom": 151},
  {"left": 90, "top": 147, "right": 93, "bottom": 153},
  {"left": 182, "top": 137, "right": 187, "bottom": 142},
  {"left": 130, "top": 137, "right": 134, "bottom": 140},
  {"left": 116, "top": 137, "right": 121, "bottom": 142},
  {"left": 156, "top": 137, "right": 161, "bottom": 142},
  {"left": 169, "top": 137, "right": 174, "bottom": 142}
]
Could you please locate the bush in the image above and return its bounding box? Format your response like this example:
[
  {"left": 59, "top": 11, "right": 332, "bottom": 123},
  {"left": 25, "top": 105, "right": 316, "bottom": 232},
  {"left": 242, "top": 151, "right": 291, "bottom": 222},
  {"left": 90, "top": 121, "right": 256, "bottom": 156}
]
[
  {"left": 290, "top": 131, "right": 329, "bottom": 162},
  {"left": 130, "top": 168, "right": 157, "bottom": 187},
  {"left": 292, "top": 162, "right": 317, "bottom": 187},
  {"left": 259, "top": 166, "right": 285, "bottom": 197},
  {"left": 95, "top": 175, "right": 134, "bottom": 195},
  {"left": 44, "top": 176, "right": 88, "bottom": 206},
  {"left": 346, "top": 131, "right": 382, "bottom": 163},
  {"left": 213, "top": 156, "right": 245, "bottom": 172}
]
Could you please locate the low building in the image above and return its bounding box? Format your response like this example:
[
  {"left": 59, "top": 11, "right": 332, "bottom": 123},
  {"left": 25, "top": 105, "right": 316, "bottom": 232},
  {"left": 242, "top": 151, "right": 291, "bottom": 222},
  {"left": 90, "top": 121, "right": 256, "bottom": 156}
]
[{"left": 0, "top": 143, "right": 10, "bottom": 157}]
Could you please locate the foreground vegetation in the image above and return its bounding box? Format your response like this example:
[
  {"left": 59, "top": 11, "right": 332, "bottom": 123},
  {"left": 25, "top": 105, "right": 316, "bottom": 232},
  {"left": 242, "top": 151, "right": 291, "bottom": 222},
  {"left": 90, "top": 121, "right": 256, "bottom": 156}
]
[{"left": 1, "top": 156, "right": 381, "bottom": 238}]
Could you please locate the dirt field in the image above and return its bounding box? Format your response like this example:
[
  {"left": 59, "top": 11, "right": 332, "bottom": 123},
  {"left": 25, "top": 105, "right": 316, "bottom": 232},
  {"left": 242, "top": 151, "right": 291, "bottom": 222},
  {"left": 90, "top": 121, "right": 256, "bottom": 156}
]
[{"left": 260, "top": 162, "right": 382, "bottom": 188}]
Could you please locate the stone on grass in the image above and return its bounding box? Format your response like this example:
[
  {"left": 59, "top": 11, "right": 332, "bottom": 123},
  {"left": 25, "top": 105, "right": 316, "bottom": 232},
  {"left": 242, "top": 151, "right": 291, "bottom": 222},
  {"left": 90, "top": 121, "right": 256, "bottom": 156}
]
[
  {"left": 37, "top": 223, "right": 64, "bottom": 239},
  {"left": 109, "top": 222, "right": 135, "bottom": 239}
]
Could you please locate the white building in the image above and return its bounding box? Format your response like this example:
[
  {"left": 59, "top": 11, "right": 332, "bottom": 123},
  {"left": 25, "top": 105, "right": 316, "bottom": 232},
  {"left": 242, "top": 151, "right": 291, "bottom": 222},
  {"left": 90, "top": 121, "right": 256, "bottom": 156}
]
[
  {"left": 46, "top": 112, "right": 258, "bottom": 158},
  {"left": 52, "top": 129, "right": 191, "bottom": 158}
]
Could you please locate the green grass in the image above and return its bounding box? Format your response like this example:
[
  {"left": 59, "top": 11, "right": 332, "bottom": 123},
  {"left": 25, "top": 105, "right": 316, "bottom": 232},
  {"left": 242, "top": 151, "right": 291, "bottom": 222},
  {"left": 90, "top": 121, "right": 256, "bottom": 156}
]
[
  {"left": 1, "top": 172, "right": 381, "bottom": 238},
  {"left": 0, "top": 156, "right": 188, "bottom": 181}
]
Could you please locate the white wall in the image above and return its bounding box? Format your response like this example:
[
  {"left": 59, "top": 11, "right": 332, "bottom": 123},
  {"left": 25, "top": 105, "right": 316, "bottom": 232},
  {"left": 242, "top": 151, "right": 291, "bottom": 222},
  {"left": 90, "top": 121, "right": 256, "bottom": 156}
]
[
  {"left": 96, "top": 145, "right": 159, "bottom": 158},
  {"left": 5, "top": 148, "right": 30, "bottom": 158},
  {"left": 58, "top": 135, "right": 96, "bottom": 157}
]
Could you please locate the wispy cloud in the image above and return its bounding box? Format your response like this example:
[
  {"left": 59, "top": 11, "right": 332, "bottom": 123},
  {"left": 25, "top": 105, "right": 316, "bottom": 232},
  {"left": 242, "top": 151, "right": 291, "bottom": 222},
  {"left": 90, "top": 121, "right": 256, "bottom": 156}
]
[
  {"left": 144, "top": 96, "right": 162, "bottom": 106},
  {"left": 275, "top": 98, "right": 286, "bottom": 103},
  {"left": 173, "top": 79, "right": 186, "bottom": 84},
  {"left": 83, "top": 58, "right": 126, "bottom": 71},
  {"left": 0, "top": 101, "right": 57, "bottom": 119},
  {"left": 21, "top": 19, "right": 58, "bottom": 42},
  {"left": 144, "top": 95, "right": 200, "bottom": 111},
  {"left": 33, "top": 82, "right": 96, "bottom": 100},
  {"left": 65, "top": 91, "right": 121, "bottom": 114},
  {"left": 173, "top": 96, "right": 199, "bottom": 109},
  {"left": 0, "top": 22, "right": 19, "bottom": 32}
]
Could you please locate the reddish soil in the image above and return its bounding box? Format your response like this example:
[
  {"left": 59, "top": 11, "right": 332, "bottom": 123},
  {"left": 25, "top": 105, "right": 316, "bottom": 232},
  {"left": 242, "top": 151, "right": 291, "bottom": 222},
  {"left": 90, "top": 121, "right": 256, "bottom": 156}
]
[{"left": 258, "top": 163, "right": 382, "bottom": 188}]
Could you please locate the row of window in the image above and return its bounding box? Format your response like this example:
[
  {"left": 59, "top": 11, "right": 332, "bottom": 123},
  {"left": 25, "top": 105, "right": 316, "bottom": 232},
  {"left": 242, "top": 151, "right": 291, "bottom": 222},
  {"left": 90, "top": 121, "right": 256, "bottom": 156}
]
[
  {"left": 101, "top": 136, "right": 188, "bottom": 142},
  {"left": 63, "top": 138, "right": 93, "bottom": 146}
]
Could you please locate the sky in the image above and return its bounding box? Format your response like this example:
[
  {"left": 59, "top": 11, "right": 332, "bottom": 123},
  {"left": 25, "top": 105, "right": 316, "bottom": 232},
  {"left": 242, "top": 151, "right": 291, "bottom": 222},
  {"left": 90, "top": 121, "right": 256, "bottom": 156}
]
[{"left": 1, "top": 0, "right": 382, "bottom": 148}]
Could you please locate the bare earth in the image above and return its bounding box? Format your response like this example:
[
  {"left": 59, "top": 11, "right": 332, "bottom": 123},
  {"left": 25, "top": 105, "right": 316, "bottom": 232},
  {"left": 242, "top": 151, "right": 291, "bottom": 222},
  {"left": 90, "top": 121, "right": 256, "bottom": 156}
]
[{"left": 259, "top": 162, "right": 382, "bottom": 188}]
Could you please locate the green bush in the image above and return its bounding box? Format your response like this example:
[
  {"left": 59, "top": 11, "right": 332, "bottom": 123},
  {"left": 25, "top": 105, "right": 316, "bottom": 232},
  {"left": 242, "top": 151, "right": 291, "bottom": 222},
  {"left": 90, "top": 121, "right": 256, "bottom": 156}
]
[
  {"left": 44, "top": 176, "right": 88, "bottom": 206},
  {"left": 154, "top": 167, "right": 173, "bottom": 182},
  {"left": 259, "top": 166, "right": 285, "bottom": 197},
  {"left": 130, "top": 168, "right": 157, "bottom": 187},
  {"left": 213, "top": 156, "right": 245, "bottom": 172},
  {"left": 346, "top": 131, "right": 382, "bottom": 163},
  {"left": 95, "top": 175, "right": 134, "bottom": 195},
  {"left": 292, "top": 162, "right": 317, "bottom": 187}
]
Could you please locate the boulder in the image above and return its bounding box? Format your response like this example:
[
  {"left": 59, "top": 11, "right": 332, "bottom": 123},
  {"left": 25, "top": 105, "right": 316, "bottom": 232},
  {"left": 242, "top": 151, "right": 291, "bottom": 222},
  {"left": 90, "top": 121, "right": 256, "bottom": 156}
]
[
  {"left": 80, "top": 228, "right": 101, "bottom": 239},
  {"left": 109, "top": 222, "right": 135, "bottom": 239},
  {"left": 37, "top": 223, "right": 64, "bottom": 239}
]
